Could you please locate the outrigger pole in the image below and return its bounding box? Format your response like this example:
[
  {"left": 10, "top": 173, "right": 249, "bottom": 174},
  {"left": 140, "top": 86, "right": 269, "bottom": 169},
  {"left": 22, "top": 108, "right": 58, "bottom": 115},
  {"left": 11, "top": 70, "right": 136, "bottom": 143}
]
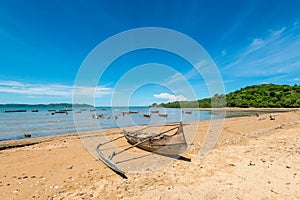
[{"left": 96, "top": 143, "right": 125, "bottom": 174}]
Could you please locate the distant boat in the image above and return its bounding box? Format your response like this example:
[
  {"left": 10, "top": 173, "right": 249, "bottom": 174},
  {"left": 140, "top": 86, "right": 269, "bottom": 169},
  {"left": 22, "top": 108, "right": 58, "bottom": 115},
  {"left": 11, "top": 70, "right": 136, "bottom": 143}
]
[
  {"left": 184, "top": 111, "right": 192, "bottom": 114},
  {"left": 129, "top": 111, "right": 139, "bottom": 114},
  {"left": 5, "top": 110, "right": 27, "bottom": 113},
  {"left": 55, "top": 111, "right": 68, "bottom": 113},
  {"left": 159, "top": 113, "right": 168, "bottom": 117},
  {"left": 121, "top": 111, "right": 130, "bottom": 115},
  {"left": 24, "top": 133, "right": 31, "bottom": 138},
  {"left": 31, "top": 110, "right": 39, "bottom": 112},
  {"left": 48, "top": 109, "right": 56, "bottom": 112},
  {"left": 143, "top": 114, "right": 151, "bottom": 118},
  {"left": 150, "top": 110, "right": 159, "bottom": 113},
  {"left": 92, "top": 114, "right": 104, "bottom": 119},
  {"left": 54, "top": 110, "right": 68, "bottom": 114}
]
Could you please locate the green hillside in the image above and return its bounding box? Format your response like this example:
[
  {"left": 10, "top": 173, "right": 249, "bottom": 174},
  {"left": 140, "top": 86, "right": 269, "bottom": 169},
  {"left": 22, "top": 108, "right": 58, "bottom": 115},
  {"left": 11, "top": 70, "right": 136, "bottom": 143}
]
[{"left": 156, "top": 84, "right": 300, "bottom": 108}]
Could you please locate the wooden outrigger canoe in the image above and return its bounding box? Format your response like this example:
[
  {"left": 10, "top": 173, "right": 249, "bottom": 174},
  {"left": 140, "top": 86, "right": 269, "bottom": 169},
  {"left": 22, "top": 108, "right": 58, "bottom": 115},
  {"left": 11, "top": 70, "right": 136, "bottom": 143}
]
[
  {"left": 95, "top": 122, "right": 187, "bottom": 175},
  {"left": 123, "top": 122, "right": 187, "bottom": 155}
]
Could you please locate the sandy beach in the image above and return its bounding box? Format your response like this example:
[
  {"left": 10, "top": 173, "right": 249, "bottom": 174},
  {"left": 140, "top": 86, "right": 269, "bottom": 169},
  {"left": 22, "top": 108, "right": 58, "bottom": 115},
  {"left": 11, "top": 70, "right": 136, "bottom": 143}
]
[{"left": 0, "top": 108, "right": 299, "bottom": 199}]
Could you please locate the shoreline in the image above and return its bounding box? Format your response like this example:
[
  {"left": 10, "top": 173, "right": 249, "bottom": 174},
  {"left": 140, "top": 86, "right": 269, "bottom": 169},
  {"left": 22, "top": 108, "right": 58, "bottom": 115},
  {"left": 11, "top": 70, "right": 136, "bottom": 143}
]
[
  {"left": 186, "top": 107, "right": 298, "bottom": 111},
  {"left": 0, "top": 107, "right": 297, "bottom": 145},
  {"left": 0, "top": 108, "right": 299, "bottom": 199}
]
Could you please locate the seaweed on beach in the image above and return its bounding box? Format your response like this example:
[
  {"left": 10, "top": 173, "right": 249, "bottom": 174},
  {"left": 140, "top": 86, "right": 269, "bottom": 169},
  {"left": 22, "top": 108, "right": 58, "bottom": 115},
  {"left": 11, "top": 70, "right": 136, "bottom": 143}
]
[
  {"left": 0, "top": 140, "right": 43, "bottom": 151},
  {"left": 211, "top": 109, "right": 296, "bottom": 118}
]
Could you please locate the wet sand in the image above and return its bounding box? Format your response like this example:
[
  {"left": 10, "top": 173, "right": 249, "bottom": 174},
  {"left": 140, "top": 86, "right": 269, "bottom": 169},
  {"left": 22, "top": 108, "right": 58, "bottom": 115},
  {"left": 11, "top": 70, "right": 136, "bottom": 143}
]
[{"left": 0, "top": 108, "right": 299, "bottom": 199}]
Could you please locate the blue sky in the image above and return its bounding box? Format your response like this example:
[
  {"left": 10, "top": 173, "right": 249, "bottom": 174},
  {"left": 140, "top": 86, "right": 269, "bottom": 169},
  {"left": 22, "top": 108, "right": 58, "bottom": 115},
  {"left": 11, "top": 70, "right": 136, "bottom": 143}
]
[{"left": 0, "top": 0, "right": 300, "bottom": 105}]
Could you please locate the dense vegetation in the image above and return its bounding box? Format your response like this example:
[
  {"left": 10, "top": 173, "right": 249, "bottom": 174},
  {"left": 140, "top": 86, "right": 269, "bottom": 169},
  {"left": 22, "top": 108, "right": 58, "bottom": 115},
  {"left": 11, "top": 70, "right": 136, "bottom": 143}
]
[{"left": 155, "top": 84, "right": 300, "bottom": 108}]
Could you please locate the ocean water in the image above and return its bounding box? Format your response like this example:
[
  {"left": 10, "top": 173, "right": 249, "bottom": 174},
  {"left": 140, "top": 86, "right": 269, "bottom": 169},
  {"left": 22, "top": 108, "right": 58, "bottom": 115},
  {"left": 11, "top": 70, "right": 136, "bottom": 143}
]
[{"left": 0, "top": 106, "right": 223, "bottom": 141}]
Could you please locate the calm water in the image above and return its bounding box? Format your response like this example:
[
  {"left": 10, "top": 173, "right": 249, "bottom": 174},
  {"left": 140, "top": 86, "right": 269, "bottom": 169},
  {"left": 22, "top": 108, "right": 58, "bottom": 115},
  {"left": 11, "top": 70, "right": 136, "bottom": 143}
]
[{"left": 0, "top": 106, "right": 223, "bottom": 141}]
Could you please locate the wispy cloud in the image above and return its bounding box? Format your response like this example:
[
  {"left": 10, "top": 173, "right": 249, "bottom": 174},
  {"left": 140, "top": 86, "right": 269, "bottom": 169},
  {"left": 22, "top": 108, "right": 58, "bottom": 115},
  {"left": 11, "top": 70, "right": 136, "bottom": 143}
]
[
  {"left": 165, "top": 60, "right": 207, "bottom": 86},
  {"left": 0, "top": 26, "right": 25, "bottom": 45},
  {"left": 220, "top": 49, "right": 227, "bottom": 56},
  {"left": 242, "top": 27, "right": 287, "bottom": 57},
  {"left": 0, "top": 80, "right": 112, "bottom": 97},
  {"left": 223, "top": 24, "right": 300, "bottom": 77},
  {"left": 219, "top": 5, "right": 255, "bottom": 42},
  {"left": 165, "top": 72, "right": 185, "bottom": 85},
  {"left": 293, "top": 78, "right": 300, "bottom": 81},
  {"left": 270, "top": 27, "right": 286, "bottom": 37},
  {"left": 153, "top": 92, "right": 187, "bottom": 101},
  {"left": 242, "top": 38, "right": 265, "bottom": 56}
]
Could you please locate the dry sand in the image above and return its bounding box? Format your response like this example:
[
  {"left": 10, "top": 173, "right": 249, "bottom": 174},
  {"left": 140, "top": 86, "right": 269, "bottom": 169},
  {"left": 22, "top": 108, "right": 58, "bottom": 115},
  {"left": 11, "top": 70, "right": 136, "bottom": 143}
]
[{"left": 0, "top": 108, "right": 299, "bottom": 199}]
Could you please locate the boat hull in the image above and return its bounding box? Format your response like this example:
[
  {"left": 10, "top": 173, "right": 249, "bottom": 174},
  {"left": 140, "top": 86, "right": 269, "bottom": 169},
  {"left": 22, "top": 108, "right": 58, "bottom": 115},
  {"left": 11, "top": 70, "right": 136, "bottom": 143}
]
[{"left": 124, "top": 123, "right": 187, "bottom": 155}]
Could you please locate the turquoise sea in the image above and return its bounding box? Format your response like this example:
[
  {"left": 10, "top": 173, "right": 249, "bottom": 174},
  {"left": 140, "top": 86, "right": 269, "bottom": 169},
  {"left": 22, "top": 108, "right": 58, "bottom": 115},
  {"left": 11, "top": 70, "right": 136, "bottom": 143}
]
[{"left": 0, "top": 106, "right": 223, "bottom": 141}]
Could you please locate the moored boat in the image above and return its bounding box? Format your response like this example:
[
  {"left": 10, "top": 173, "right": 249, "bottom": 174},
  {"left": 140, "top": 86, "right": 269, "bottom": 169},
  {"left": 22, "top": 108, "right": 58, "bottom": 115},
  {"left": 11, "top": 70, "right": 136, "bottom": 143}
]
[
  {"left": 55, "top": 110, "right": 68, "bottom": 114},
  {"left": 5, "top": 110, "right": 27, "bottom": 113},
  {"left": 158, "top": 113, "right": 168, "bottom": 117},
  {"left": 150, "top": 110, "right": 159, "bottom": 113},
  {"left": 129, "top": 111, "right": 139, "bottom": 114},
  {"left": 95, "top": 122, "right": 187, "bottom": 175},
  {"left": 123, "top": 122, "right": 187, "bottom": 155},
  {"left": 92, "top": 114, "right": 104, "bottom": 119},
  {"left": 24, "top": 133, "right": 31, "bottom": 138}
]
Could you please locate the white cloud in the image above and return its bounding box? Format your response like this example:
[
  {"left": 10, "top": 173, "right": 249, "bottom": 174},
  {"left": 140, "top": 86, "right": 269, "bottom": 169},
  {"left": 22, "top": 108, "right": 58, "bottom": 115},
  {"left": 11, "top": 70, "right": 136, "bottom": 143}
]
[
  {"left": 166, "top": 60, "right": 208, "bottom": 86},
  {"left": 153, "top": 92, "right": 187, "bottom": 101},
  {"left": 176, "top": 95, "right": 187, "bottom": 101},
  {"left": 0, "top": 80, "right": 112, "bottom": 97}
]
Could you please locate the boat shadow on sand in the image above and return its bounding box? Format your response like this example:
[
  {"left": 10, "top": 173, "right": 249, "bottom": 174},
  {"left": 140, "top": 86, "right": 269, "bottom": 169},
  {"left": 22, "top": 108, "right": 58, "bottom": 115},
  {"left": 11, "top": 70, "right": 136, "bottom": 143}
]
[{"left": 112, "top": 152, "right": 191, "bottom": 179}]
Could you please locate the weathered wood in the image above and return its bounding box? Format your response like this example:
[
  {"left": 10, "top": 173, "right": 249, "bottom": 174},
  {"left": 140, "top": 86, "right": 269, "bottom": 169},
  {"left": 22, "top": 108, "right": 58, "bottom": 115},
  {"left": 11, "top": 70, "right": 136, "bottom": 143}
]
[{"left": 124, "top": 122, "right": 187, "bottom": 155}]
